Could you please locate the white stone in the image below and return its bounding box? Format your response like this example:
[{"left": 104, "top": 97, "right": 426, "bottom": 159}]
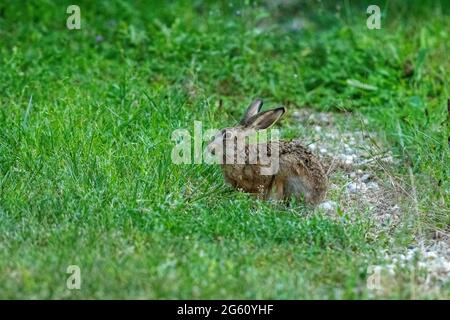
[
  {"left": 347, "top": 182, "right": 367, "bottom": 193},
  {"left": 367, "top": 181, "right": 380, "bottom": 191},
  {"left": 360, "top": 173, "right": 372, "bottom": 182},
  {"left": 318, "top": 201, "right": 337, "bottom": 211}
]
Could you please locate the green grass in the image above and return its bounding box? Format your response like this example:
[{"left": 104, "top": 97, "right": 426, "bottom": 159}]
[{"left": 0, "top": 0, "right": 448, "bottom": 299}]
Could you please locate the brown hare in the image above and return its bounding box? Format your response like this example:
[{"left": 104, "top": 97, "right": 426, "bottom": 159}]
[{"left": 207, "top": 99, "right": 327, "bottom": 206}]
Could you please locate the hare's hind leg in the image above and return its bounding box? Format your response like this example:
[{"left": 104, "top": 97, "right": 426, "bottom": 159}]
[
  {"left": 266, "top": 176, "right": 285, "bottom": 201},
  {"left": 285, "top": 176, "right": 311, "bottom": 203}
]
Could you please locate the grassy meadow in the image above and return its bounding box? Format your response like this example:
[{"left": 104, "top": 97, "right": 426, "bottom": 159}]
[{"left": 0, "top": 0, "right": 448, "bottom": 299}]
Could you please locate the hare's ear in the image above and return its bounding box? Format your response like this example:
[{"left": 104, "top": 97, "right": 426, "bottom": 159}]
[
  {"left": 240, "top": 99, "right": 263, "bottom": 125},
  {"left": 246, "top": 107, "right": 285, "bottom": 130}
]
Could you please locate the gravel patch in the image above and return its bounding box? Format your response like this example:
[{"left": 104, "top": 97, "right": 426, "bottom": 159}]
[
  {"left": 291, "top": 108, "right": 399, "bottom": 223},
  {"left": 291, "top": 108, "right": 449, "bottom": 294}
]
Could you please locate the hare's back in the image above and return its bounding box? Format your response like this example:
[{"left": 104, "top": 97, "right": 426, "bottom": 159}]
[{"left": 279, "top": 140, "right": 327, "bottom": 203}]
